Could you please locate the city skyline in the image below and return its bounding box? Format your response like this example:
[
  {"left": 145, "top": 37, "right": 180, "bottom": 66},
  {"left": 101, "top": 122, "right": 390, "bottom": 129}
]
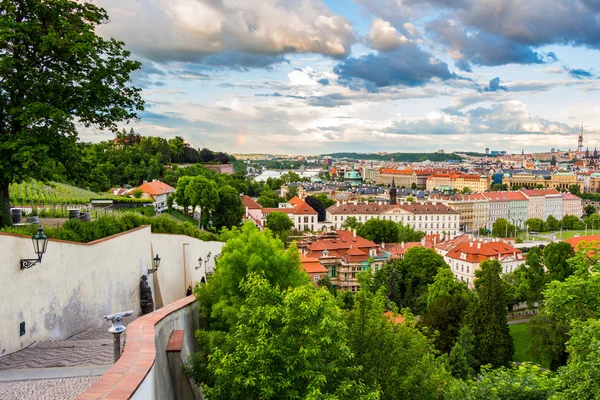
[{"left": 86, "top": 0, "right": 600, "bottom": 154}]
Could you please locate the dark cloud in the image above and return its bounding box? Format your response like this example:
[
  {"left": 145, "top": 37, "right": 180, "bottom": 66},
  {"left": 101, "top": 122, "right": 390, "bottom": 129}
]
[
  {"left": 485, "top": 77, "right": 508, "bottom": 92},
  {"left": 428, "top": 20, "right": 556, "bottom": 71},
  {"left": 333, "top": 45, "right": 459, "bottom": 88},
  {"left": 130, "top": 60, "right": 166, "bottom": 88},
  {"left": 569, "top": 68, "right": 594, "bottom": 79},
  {"left": 317, "top": 78, "right": 330, "bottom": 86}
]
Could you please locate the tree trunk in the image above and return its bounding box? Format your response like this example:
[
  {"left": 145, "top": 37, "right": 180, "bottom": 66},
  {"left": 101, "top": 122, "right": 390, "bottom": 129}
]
[
  {"left": 198, "top": 207, "right": 203, "bottom": 230},
  {"left": 0, "top": 181, "right": 12, "bottom": 228}
]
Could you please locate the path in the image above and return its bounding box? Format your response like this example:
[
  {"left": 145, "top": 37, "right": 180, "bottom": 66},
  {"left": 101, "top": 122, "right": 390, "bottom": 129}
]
[
  {"left": 508, "top": 318, "right": 532, "bottom": 325},
  {"left": 0, "top": 327, "right": 120, "bottom": 400}
]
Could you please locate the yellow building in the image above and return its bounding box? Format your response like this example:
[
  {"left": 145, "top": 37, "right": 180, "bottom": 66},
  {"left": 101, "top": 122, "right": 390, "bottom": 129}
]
[{"left": 426, "top": 173, "right": 490, "bottom": 193}]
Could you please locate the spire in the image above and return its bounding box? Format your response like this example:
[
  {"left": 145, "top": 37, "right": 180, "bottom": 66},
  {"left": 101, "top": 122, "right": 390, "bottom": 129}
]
[
  {"left": 390, "top": 178, "right": 397, "bottom": 205},
  {"left": 391, "top": 177, "right": 396, "bottom": 189}
]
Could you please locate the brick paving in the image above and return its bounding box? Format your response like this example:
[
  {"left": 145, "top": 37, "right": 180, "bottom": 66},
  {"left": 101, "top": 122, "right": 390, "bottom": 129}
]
[{"left": 0, "top": 376, "right": 100, "bottom": 400}]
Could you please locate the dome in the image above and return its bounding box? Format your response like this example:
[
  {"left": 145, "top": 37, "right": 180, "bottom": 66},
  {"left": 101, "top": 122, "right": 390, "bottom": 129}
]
[
  {"left": 591, "top": 172, "right": 600, "bottom": 178},
  {"left": 503, "top": 172, "right": 511, "bottom": 178}
]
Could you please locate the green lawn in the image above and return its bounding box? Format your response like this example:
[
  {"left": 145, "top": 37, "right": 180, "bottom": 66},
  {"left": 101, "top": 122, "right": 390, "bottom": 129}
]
[
  {"left": 509, "top": 323, "right": 546, "bottom": 367},
  {"left": 162, "top": 209, "right": 198, "bottom": 225},
  {"left": 553, "top": 230, "right": 600, "bottom": 240}
]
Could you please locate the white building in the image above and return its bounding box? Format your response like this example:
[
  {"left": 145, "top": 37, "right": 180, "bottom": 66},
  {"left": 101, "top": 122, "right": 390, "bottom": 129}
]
[
  {"left": 520, "top": 188, "right": 564, "bottom": 220},
  {"left": 135, "top": 180, "right": 175, "bottom": 212},
  {"left": 262, "top": 196, "right": 318, "bottom": 231},
  {"left": 562, "top": 192, "right": 583, "bottom": 217},
  {"left": 326, "top": 200, "right": 460, "bottom": 237}
]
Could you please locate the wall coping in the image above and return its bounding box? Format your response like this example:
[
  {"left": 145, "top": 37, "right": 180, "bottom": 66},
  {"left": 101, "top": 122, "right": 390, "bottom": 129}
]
[
  {"left": 77, "top": 295, "right": 197, "bottom": 400},
  {"left": 0, "top": 225, "right": 151, "bottom": 246}
]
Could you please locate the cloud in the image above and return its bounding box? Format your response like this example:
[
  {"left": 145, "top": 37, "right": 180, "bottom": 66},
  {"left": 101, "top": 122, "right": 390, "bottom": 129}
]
[
  {"left": 365, "top": 18, "right": 411, "bottom": 51},
  {"left": 334, "top": 45, "right": 459, "bottom": 88},
  {"left": 569, "top": 68, "right": 594, "bottom": 79},
  {"left": 96, "top": 0, "right": 356, "bottom": 68},
  {"left": 485, "top": 77, "right": 508, "bottom": 92},
  {"left": 427, "top": 19, "right": 556, "bottom": 71}
]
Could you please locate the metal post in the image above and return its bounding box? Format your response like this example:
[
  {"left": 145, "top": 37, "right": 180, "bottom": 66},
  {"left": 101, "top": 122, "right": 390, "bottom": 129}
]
[{"left": 113, "top": 332, "right": 122, "bottom": 363}]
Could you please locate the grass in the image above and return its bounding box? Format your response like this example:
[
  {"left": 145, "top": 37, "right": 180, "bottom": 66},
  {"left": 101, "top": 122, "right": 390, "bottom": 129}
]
[
  {"left": 163, "top": 209, "right": 198, "bottom": 225},
  {"left": 509, "top": 323, "right": 547, "bottom": 368}
]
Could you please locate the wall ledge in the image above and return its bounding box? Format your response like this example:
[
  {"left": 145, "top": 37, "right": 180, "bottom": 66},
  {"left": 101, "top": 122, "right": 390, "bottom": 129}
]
[
  {"left": 0, "top": 225, "right": 151, "bottom": 246},
  {"left": 77, "top": 295, "right": 197, "bottom": 400}
]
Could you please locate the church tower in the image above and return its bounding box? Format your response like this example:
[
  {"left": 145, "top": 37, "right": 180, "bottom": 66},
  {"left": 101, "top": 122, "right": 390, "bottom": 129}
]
[{"left": 390, "top": 178, "right": 397, "bottom": 205}]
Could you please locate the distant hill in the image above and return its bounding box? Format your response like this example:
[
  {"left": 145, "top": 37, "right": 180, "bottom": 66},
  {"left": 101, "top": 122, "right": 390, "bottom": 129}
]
[{"left": 322, "top": 152, "right": 463, "bottom": 162}]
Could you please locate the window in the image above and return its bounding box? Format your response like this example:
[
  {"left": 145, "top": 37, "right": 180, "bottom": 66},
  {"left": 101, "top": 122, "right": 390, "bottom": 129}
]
[
  {"left": 466, "top": 266, "right": 469, "bottom": 274},
  {"left": 334, "top": 216, "right": 338, "bottom": 221},
  {"left": 313, "top": 275, "right": 320, "bottom": 283},
  {"left": 304, "top": 216, "right": 309, "bottom": 223}
]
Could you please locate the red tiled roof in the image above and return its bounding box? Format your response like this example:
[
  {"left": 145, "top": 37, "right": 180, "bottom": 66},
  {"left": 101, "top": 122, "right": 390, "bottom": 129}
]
[
  {"left": 241, "top": 195, "right": 262, "bottom": 209},
  {"left": 288, "top": 196, "right": 304, "bottom": 207},
  {"left": 565, "top": 235, "right": 600, "bottom": 249},
  {"left": 135, "top": 181, "right": 175, "bottom": 196},
  {"left": 327, "top": 202, "right": 459, "bottom": 215},
  {"left": 300, "top": 254, "right": 328, "bottom": 273},
  {"left": 562, "top": 193, "right": 581, "bottom": 200},
  {"left": 520, "top": 188, "right": 561, "bottom": 196},
  {"left": 383, "top": 311, "right": 405, "bottom": 325},
  {"left": 482, "top": 191, "right": 527, "bottom": 202},
  {"left": 293, "top": 200, "right": 318, "bottom": 215},
  {"left": 445, "top": 240, "right": 524, "bottom": 263}
]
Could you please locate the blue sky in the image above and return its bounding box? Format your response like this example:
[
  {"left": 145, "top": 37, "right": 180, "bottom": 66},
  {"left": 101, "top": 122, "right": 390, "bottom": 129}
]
[{"left": 89, "top": 0, "right": 600, "bottom": 155}]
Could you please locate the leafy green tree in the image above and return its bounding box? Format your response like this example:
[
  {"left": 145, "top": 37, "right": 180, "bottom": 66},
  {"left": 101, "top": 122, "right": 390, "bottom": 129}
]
[
  {"left": 166, "top": 195, "right": 174, "bottom": 211},
  {"left": 265, "top": 212, "right": 294, "bottom": 235},
  {"left": 357, "top": 219, "right": 399, "bottom": 244},
  {"left": 285, "top": 185, "right": 298, "bottom": 200},
  {"left": 491, "top": 183, "right": 508, "bottom": 191},
  {"left": 468, "top": 259, "right": 514, "bottom": 369},
  {"left": 397, "top": 221, "right": 426, "bottom": 242},
  {"left": 501, "top": 272, "right": 523, "bottom": 312},
  {"left": 346, "top": 289, "right": 452, "bottom": 399},
  {"left": 186, "top": 176, "right": 220, "bottom": 229},
  {"left": 492, "top": 218, "right": 517, "bottom": 238},
  {"left": 516, "top": 247, "right": 547, "bottom": 306},
  {"left": 584, "top": 213, "right": 600, "bottom": 230},
  {"left": 313, "top": 193, "right": 335, "bottom": 208},
  {"left": 131, "top": 189, "right": 143, "bottom": 199},
  {"left": 374, "top": 248, "right": 448, "bottom": 313},
  {"left": 410, "top": 183, "right": 417, "bottom": 190},
  {"left": 195, "top": 223, "right": 309, "bottom": 332},
  {"left": 561, "top": 215, "right": 584, "bottom": 230},
  {"left": 0, "top": 0, "right": 143, "bottom": 225},
  {"left": 584, "top": 204, "right": 596, "bottom": 217},
  {"left": 342, "top": 216, "right": 360, "bottom": 230},
  {"left": 175, "top": 176, "right": 192, "bottom": 215},
  {"left": 420, "top": 294, "right": 469, "bottom": 353},
  {"left": 449, "top": 342, "right": 471, "bottom": 380},
  {"left": 426, "top": 267, "right": 471, "bottom": 307},
  {"left": 213, "top": 185, "right": 243, "bottom": 230},
  {"left": 547, "top": 215, "right": 560, "bottom": 231},
  {"left": 569, "top": 184, "right": 581, "bottom": 195},
  {"left": 304, "top": 196, "right": 326, "bottom": 221},
  {"left": 445, "top": 364, "right": 560, "bottom": 399},
  {"left": 462, "top": 187, "right": 472, "bottom": 194},
  {"left": 280, "top": 171, "right": 303, "bottom": 183},
  {"left": 193, "top": 273, "right": 374, "bottom": 400},
  {"left": 528, "top": 311, "right": 569, "bottom": 370},
  {"left": 526, "top": 218, "right": 549, "bottom": 232},
  {"left": 543, "top": 242, "right": 575, "bottom": 282},
  {"left": 256, "top": 188, "right": 284, "bottom": 208}
]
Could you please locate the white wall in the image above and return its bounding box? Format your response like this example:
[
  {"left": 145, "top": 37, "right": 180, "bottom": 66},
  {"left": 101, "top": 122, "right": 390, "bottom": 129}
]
[{"left": 0, "top": 227, "right": 222, "bottom": 358}]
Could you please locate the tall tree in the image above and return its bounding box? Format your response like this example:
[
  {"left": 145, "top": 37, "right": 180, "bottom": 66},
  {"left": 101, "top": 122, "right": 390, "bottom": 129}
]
[
  {"left": 516, "top": 247, "right": 547, "bottom": 306},
  {"left": 213, "top": 185, "right": 243, "bottom": 230},
  {"left": 265, "top": 212, "right": 294, "bottom": 235},
  {"left": 468, "top": 259, "right": 514, "bottom": 368},
  {"left": 0, "top": 0, "right": 143, "bottom": 225},
  {"left": 357, "top": 219, "right": 399, "bottom": 244},
  {"left": 304, "top": 196, "right": 326, "bottom": 222},
  {"left": 175, "top": 176, "right": 192, "bottom": 215},
  {"left": 543, "top": 242, "right": 576, "bottom": 282},
  {"left": 186, "top": 175, "right": 219, "bottom": 229},
  {"left": 492, "top": 218, "right": 517, "bottom": 238}
]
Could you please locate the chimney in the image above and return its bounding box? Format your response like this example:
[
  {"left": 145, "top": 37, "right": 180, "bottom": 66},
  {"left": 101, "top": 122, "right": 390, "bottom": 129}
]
[
  {"left": 477, "top": 242, "right": 481, "bottom": 249},
  {"left": 245, "top": 206, "right": 249, "bottom": 218},
  {"left": 470, "top": 242, "right": 473, "bottom": 247},
  {"left": 353, "top": 228, "right": 357, "bottom": 238},
  {"left": 382, "top": 242, "right": 385, "bottom": 249},
  {"left": 401, "top": 242, "right": 405, "bottom": 248},
  {"left": 433, "top": 236, "right": 437, "bottom": 245}
]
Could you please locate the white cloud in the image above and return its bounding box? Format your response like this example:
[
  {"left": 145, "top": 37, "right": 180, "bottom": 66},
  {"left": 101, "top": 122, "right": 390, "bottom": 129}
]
[{"left": 366, "top": 18, "right": 411, "bottom": 51}]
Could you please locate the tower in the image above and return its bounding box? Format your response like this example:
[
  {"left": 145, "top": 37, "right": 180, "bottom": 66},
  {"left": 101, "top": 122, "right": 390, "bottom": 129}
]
[
  {"left": 578, "top": 122, "right": 584, "bottom": 152},
  {"left": 390, "top": 178, "right": 397, "bottom": 205}
]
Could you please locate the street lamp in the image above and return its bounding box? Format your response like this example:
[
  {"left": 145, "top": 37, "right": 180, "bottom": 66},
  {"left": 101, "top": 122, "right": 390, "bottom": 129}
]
[
  {"left": 20, "top": 227, "right": 49, "bottom": 270},
  {"left": 147, "top": 254, "right": 161, "bottom": 275}
]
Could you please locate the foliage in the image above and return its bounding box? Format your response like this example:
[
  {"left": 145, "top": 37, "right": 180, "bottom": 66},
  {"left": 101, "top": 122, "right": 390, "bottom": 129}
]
[
  {"left": 186, "top": 176, "right": 220, "bottom": 229},
  {"left": 0, "top": 0, "right": 143, "bottom": 225},
  {"left": 166, "top": 195, "right": 174, "bottom": 211},
  {"left": 256, "top": 188, "right": 285, "bottom": 208},
  {"left": 583, "top": 213, "right": 600, "bottom": 229},
  {"left": 584, "top": 204, "right": 596, "bottom": 217},
  {"left": 561, "top": 215, "right": 584, "bottom": 230},
  {"left": 131, "top": 189, "right": 143, "bottom": 199},
  {"left": 213, "top": 185, "right": 243, "bottom": 230},
  {"left": 312, "top": 193, "right": 335, "bottom": 208},
  {"left": 525, "top": 218, "right": 549, "bottom": 233},
  {"left": 304, "top": 195, "right": 326, "bottom": 222},
  {"left": 492, "top": 218, "right": 518, "bottom": 238},
  {"left": 528, "top": 312, "right": 569, "bottom": 370},
  {"left": 491, "top": 183, "right": 508, "bottom": 191},
  {"left": 346, "top": 289, "right": 452, "bottom": 399},
  {"left": 543, "top": 242, "right": 575, "bottom": 282},
  {"left": 420, "top": 294, "right": 469, "bottom": 354},
  {"left": 516, "top": 247, "right": 547, "bottom": 306},
  {"left": 397, "top": 221, "right": 426, "bottom": 242},
  {"left": 445, "top": 364, "right": 560, "bottom": 400},
  {"left": 195, "top": 273, "right": 375, "bottom": 400},
  {"left": 547, "top": 215, "right": 560, "bottom": 231},
  {"left": 357, "top": 219, "right": 399, "bottom": 244},
  {"left": 195, "top": 223, "right": 308, "bottom": 332},
  {"left": 265, "top": 212, "right": 294, "bottom": 235},
  {"left": 9, "top": 180, "right": 115, "bottom": 205},
  {"left": 468, "top": 259, "right": 514, "bottom": 368},
  {"left": 426, "top": 267, "right": 471, "bottom": 307},
  {"left": 372, "top": 247, "right": 448, "bottom": 314},
  {"left": 285, "top": 185, "right": 299, "bottom": 200}
]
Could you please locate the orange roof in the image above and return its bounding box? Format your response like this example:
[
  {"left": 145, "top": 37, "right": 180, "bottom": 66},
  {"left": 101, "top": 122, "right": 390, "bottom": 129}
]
[
  {"left": 306, "top": 230, "right": 378, "bottom": 257},
  {"left": 288, "top": 196, "right": 304, "bottom": 207},
  {"left": 520, "top": 188, "right": 561, "bottom": 196},
  {"left": 241, "top": 195, "right": 262, "bottom": 209},
  {"left": 135, "top": 181, "right": 175, "bottom": 196},
  {"left": 445, "top": 240, "right": 524, "bottom": 263},
  {"left": 293, "top": 200, "right": 318, "bottom": 215},
  {"left": 300, "top": 254, "right": 328, "bottom": 274},
  {"left": 562, "top": 193, "right": 581, "bottom": 200},
  {"left": 383, "top": 311, "right": 405, "bottom": 325},
  {"left": 565, "top": 235, "right": 600, "bottom": 249},
  {"left": 482, "top": 191, "right": 527, "bottom": 201}
]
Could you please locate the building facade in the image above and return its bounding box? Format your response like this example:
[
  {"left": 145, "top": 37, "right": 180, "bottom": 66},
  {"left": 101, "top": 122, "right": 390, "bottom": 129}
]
[{"left": 426, "top": 173, "right": 490, "bottom": 192}]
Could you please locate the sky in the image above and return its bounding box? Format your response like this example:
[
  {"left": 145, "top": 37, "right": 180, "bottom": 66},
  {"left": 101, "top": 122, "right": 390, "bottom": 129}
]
[{"left": 87, "top": 0, "right": 600, "bottom": 155}]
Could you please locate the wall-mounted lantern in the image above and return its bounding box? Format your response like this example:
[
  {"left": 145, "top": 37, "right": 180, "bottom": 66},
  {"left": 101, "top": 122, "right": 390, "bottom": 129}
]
[
  {"left": 147, "top": 254, "right": 161, "bottom": 274},
  {"left": 195, "top": 252, "right": 212, "bottom": 271},
  {"left": 20, "top": 227, "right": 49, "bottom": 270}
]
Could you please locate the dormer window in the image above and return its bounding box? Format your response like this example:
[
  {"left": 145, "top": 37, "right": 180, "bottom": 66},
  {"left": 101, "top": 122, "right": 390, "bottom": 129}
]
[{"left": 322, "top": 250, "right": 329, "bottom": 257}]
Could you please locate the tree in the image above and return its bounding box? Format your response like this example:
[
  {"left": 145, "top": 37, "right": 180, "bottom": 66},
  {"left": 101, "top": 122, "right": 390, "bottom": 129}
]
[
  {"left": 547, "top": 215, "right": 560, "bottom": 231},
  {"left": 584, "top": 213, "right": 600, "bottom": 230},
  {"left": 285, "top": 185, "right": 298, "bottom": 200},
  {"left": 525, "top": 218, "right": 548, "bottom": 232},
  {"left": 193, "top": 273, "right": 374, "bottom": 399},
  {"left": 462, "top": 187, "right": 472, "bottom": 194},
  {"left": 0, "top": 0, "right": 143, "bottom": 226},
  {"left": 166, "top": 195, "right": 174, "bottom": 211},
  {"left": 342, "top": 216, "right": 360, "bottom": 230},
  {"left": 569, "top": 184, "right": 581, "bottom": 195},
  {"left": 492, "top": 218, "right": 517, "bottom": 238},
  {"left": 516, "top": 247, "right": 546, "bottom": 306},
  {"left": 214, "top": 152, "right": 230, "bottom": 164},
  {"left": 213, "top": 185, "right": 243, "bottom": 230},
  {"left": 420, "top": 294, "right": 469, "bottom": 353},
  {"left": 199, "top": 148, "right": 215, "bottom": 163},
  {"left": 186, "top": 176, "right": 220, "bottom": 229},
  {"left": 304, "top": 196, "right": 326, "bottom": 222},
  {"left": 584, "top": 204, "right": 596, "bottom": 217},
  {"left": 562, "top": 215, "right": 584, "bottom": 230},
  {"left": 175, "top": 176, "right": 192, "bottom": 215},
  {"left": 491, "top": 183, "right": 508, "bottom": 191},
  {"left": 346, "top": 289, "right": 452, "bottom": 399},
  {"left": 397, "top": 222, "right": 425, "bottom": 242},
  {"left": 374, "top": 248, "right": 448, "bottom": 313},
  {"left": 313, "top": 193, "right": 335, "bottom": 208},
  {"left": 256, "top": 188, "right": 284, "bottom": 208},
  {"left": 131, "top": 189, "right": 143, "bottom": 199},
  {"left": 265, "top": 212, "right": 294, "bottom": 235},
  {"left": 357, "top": 219, "right": 399, "bottom": 244},
  {"left": 411, "top": 183, "right": 417, "bottom": 190},
  {"left": 426, "top": 267, "right": 471, "bottom": 307},
  {"left": 468, "top": 259, "right": 514, "bottom": 368},
  {"left": 543, "top": 242, "right": 575, "bottom": 282},
  {"left": 449, "top": 326, "right": 477, "bottom": 380},
  {"left": 528, "top": 311, "right": 569, "bottom": 370}
]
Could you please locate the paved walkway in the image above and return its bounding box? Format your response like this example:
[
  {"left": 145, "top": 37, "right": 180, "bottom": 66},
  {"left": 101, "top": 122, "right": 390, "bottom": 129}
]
[
  {"left": 508, "top": 318, "right": 532, "bottom": 325},
  {"left": 0, "top": 327, "right": 120, "bottom": 400}
]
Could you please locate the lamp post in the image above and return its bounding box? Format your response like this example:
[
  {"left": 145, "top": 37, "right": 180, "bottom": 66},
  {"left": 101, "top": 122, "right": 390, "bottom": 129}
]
[
  {"left": 20, "top": 227, "right": 49, "bottom": 270},
  {"left": 147, "top": 254, "right": 160, "bottom": 275}
]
